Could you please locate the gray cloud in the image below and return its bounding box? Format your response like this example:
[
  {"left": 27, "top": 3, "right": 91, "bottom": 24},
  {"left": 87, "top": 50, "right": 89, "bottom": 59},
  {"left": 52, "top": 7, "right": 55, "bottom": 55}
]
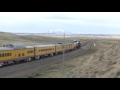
[
  {"left": 47, "top": 14, "right": 76, "bottom": 20},
  {"left": 1, "top": 12, "right": 120, "bottom": 34}
]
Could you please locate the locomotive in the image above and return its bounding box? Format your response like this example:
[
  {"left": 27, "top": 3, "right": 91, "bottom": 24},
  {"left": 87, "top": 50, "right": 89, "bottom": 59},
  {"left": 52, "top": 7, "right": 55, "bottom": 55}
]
[{"left": 0, "top": 40, "right": 81, "bottom": 67}]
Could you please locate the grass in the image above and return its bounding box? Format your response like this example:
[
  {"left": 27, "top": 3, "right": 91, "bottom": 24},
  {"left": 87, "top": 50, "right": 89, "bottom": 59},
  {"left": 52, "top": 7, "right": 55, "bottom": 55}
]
[
  {"left": 0, "top": 32, "right": 86, "bottom": 46},
  {"left": 19, "top": 37, "right": 120, "bottom": 78},
  {"left": 2, "top": 32, "right": 120, "bottom": 78}
]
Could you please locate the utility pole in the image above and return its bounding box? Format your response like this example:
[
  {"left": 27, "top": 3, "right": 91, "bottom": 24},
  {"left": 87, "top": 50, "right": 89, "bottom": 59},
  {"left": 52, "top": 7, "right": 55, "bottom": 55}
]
[{"left": 63, "top": 31, "right": 65, "bottom": 67}]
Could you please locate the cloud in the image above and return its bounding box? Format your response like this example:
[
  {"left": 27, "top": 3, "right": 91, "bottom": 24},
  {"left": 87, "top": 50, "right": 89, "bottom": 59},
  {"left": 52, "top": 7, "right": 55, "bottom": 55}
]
[
  {"left": 1, "top": 12, "right": 120, "bottom": 34},
  {"left": 44, "top": 12, "right": 120, "bottom": 28}
]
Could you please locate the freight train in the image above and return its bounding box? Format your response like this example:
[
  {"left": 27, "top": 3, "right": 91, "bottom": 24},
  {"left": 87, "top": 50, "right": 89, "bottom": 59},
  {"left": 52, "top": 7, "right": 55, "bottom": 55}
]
[{"left": 0, "top": 40, "right": 81, "bottom": 67}]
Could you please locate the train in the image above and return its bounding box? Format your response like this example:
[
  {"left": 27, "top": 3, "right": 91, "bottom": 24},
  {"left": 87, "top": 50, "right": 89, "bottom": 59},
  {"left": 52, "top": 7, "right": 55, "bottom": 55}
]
[{"left": 0, "top": 40, "right": 81, "bottom": 67}]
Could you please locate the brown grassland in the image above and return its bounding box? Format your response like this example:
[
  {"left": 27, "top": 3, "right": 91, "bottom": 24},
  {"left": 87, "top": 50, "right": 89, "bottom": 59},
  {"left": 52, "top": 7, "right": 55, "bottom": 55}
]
[
  {"left": 20, "top": 38, "right": 120, "bottom": 78},
  {"left": 1, "top": 32, "right": 120, "bottom": 78},
  {"left": 0, "top": 32, "right": 86, "bottom": 46}
]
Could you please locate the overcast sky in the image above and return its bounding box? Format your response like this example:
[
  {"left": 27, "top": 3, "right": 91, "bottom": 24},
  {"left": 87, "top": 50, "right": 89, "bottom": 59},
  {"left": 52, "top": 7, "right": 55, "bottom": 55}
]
[{"left": 0, "top": 12, "right": 120, "bottom": 34}]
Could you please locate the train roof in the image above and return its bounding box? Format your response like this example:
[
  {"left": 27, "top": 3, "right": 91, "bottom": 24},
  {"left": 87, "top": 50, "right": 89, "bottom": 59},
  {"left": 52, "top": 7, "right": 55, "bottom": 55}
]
[
  {"left": 3, "top": 43, "right": 26, "bottom": 49},
  {"left": 26, "top": 46, "right": 34, "bottom": 48},
  {"left": 0, "top": 46, "right": 34, "bottom": 51},
  {"left": 33, "top": 44, "right": 55, "bottom": 48},
  {"left": 54, "top": 44, "right": 63, "bottom": 46},
  {"left": 0, "top": 47, "right": 14, "bottom": 51}
]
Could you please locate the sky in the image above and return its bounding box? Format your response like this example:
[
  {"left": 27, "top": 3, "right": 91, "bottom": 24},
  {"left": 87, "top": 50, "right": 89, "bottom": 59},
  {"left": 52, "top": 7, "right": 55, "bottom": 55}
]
[{"left": 0, "top": 12, "right": 120, "bottom": 34}]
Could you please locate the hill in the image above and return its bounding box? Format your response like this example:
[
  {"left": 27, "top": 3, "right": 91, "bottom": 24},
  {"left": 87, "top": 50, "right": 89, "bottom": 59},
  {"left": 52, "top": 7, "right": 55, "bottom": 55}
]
[
  {"left": 0, "top": 32, "right": 85, "bottom": 46},
  {"left": 20, "top": 38, "right": 120, "bottom": 78}
]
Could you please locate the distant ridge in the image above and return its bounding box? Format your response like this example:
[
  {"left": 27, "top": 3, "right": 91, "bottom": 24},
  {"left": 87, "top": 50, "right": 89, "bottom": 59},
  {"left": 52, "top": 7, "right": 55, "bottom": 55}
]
[
  {"left": 13, "top": 32, "right": 120, "bottom": 36},
  {"left": 0, "top": 30, "right": 118, "bottom": 36}
]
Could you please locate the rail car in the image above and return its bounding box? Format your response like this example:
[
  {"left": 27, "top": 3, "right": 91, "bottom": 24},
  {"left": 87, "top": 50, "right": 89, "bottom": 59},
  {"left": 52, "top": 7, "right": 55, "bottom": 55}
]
[
  {"left": 33, "top": 44, "right": 56, "bottom": 60},
  {"left": 0, "top": 40, "right": 81, "bottom": 67}
]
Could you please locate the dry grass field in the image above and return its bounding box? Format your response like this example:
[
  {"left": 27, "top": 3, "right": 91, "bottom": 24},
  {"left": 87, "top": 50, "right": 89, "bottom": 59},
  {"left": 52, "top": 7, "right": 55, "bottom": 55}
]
[
  {"left": 0, "top": 32, "right": 86, "bottom": 46},
  {"left": 20, "top": 38, "right": 120, "bottom": 78},
  {"left": 2, "top": 32, "right": 120, "bottom": 78}
]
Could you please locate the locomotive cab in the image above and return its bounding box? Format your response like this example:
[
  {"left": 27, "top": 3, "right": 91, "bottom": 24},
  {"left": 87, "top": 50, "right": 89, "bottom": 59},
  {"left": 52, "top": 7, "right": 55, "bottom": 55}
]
[
  {"left": 73, "top": 40, "right": 81, "bottom": 48},
  {"left": 77, "top": 41, "right": 81, "bottom": 48}
]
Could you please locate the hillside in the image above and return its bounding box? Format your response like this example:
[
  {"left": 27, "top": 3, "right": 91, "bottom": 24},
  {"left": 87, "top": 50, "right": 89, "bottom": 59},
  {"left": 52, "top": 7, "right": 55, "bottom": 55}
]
[
  {"left": 20, "top": 38, "right": 120, "bottom": 78},
  {"left": 1, "top": 32, "right": 120, "bottom": 78},
  {"left": 0, "top": 32, "right": 87, "bottom": 46}
]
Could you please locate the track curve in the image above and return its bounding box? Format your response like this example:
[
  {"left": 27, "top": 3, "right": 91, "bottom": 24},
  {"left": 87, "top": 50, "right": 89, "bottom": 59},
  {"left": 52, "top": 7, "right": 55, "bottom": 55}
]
[{"left": 0, "top": 41, "right": 92, "bottom": 78}]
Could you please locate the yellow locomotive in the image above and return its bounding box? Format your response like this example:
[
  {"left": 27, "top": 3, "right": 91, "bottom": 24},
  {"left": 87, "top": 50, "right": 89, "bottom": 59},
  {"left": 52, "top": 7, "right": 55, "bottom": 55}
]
[{"left": 0, "top": 40, "right": 81, "bottom": 67}]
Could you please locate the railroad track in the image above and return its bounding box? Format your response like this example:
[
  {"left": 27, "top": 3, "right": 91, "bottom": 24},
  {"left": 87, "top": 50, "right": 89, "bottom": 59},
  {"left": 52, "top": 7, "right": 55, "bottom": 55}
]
[{"left": 0, "top": 41, "right": 92, "bottom": 78}]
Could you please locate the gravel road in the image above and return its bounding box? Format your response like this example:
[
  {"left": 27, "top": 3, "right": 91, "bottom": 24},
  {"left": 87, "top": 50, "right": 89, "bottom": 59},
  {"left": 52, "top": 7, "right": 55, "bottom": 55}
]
[{"left": 0, "top": 41, "right": 92, "bottom": 78}]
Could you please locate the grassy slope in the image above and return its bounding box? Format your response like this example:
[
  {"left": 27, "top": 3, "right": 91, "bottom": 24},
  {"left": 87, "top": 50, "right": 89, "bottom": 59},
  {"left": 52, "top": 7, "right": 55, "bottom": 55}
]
[
  {"left": 20, "top": 38, "right": 120, "bottom": 78},
  {"left": 3, "top": 32, "right": 119, "bottom": 78},
  {"left": 0, "top": 32, "right": 82, "bottom": 46}
]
